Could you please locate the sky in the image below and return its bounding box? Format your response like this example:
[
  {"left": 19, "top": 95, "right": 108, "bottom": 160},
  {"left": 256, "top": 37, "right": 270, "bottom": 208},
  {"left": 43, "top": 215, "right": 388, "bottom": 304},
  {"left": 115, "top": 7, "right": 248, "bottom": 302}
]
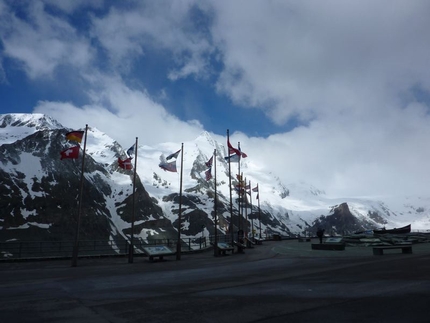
[{"left": 1, "top": 0, "right": 430, "bottom": 198}]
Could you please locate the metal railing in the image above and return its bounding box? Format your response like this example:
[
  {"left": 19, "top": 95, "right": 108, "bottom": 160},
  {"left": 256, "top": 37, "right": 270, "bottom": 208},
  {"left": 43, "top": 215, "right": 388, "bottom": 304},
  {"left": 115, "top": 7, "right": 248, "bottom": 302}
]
[
  {"left": 0, "top": 233, "right": 277, "bottom": 261},
  {"left": 0, "top": 235, "right": 223, "bottom": 260}
]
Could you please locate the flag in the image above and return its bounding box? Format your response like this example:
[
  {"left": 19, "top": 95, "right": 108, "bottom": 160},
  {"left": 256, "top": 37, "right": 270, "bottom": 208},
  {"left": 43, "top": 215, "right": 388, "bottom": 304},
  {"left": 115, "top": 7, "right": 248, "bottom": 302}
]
[
  {"left": 205, "top": 156, "right": 213, "bottom": 168},
  {"left": 256, "top": 193, "right": 259, "bottom": 200},
  {"left": 234, "top": 186, "right": 245, "bottom": 195},
  {"left": 224, "top": 154, "right": 240, "bottom": 162},
  {"left": 65, "top": 131, "right": 84, "bottom": 143},
  {"left": 159, "top": 161, "right": 177, "bottom": 172},
  {"left": 236, "top": 181, "right": 245, "bottom": 188},
  {"left": 118, "top": 157, "right": 133, "bottom": 170},
  {"left": 60, "top": 146, "right": 80, "bottom": 160},
  {"left": 205, "top": 167, "right": 212, "bottom": 181},
  {"left": 166, "top": 149, "right": 181, "bottom": 160},
  {"left": 239, "top": 146, "right": 248, "bottom": 158},
  {"left": 236, "top": 174, "right": 242, "bottom": 181},
  {"left": 227, "top": 138, "right": 240, "bottom": 156},
  {"left": 252, "top": 186, "right": 259, "bottom": 192},
  {"left": 126, "top": 144, "right": 135, "bottom": 159}
]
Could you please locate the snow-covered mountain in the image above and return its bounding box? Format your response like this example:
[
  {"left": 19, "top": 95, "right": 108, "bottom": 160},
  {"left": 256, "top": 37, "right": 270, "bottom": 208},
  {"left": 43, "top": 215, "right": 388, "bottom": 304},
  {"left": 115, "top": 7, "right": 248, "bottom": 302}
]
[{"left": 1, "top": 113, "right": 429, "bottom": 249}]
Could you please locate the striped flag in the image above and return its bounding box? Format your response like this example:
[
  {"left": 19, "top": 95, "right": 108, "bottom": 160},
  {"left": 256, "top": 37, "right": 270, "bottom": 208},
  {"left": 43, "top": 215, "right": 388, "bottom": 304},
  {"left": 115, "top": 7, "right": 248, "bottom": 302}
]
[
  {"left": 65, "top": 131, "right": 84, "bottom": 143},
  {"left": 159, "top": 160, "right": 177, "bottom": 172}
]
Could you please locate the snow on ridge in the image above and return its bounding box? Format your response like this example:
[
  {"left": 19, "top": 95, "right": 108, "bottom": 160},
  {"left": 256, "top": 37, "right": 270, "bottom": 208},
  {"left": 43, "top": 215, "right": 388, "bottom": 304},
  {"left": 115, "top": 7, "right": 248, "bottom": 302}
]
[
  {"left": 85, "top": 126, "right": 120, "bottom": 166},
  {"left": 2, "top": 113, "right": 430, "bottom": 233},
  {"left": 0, "top": 113, "right": 63, "bottom": 144}
]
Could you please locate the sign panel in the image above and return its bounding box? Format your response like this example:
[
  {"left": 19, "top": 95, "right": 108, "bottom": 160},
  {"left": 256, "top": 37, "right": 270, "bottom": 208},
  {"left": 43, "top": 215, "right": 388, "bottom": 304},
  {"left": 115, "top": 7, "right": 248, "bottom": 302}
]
[
  {"left": 324, "top": 237, "right": 343, "bottom": 244},
  {"left": 142, "top": 245, "right": 175, "bottom": 256}
]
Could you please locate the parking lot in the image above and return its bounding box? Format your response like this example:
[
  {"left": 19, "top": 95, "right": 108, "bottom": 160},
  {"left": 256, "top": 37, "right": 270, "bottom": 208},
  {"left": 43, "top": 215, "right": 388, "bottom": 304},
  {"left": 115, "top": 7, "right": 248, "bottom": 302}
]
[{"left": 1, "top": 239, "right": 429, "bottom": 322}]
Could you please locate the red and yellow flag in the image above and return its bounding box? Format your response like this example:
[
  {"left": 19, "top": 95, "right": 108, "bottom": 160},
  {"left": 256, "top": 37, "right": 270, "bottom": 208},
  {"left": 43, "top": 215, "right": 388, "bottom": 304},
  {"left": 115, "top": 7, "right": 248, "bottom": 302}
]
[{"left": 65, "top": 131, "right": 84, "bottom": 143}]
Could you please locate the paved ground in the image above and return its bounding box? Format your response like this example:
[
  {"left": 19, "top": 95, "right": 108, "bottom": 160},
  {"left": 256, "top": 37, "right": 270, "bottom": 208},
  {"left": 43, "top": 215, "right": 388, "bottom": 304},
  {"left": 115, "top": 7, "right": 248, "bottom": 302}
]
[{"left": 1, "top": 239, "right": 430, "bottom": 322}]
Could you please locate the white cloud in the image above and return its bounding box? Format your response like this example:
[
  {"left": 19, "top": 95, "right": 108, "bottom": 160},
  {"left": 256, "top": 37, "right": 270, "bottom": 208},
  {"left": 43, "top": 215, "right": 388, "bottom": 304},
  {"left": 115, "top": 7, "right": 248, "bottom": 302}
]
[
  {"left": 211, "top": 0, "right": 430, "bottom": 122},
  {"left": 0, "top": 1, "right": 93, "bottom": 79},
  {"left": 206, "top": 0, "right": 430, "bottom": 197},
  {"left": 34, "top": 73, "right": 204, "bottom": 147},
  {"left": 90, "top": 1, "right": 213, "bottom": 77},
  {"left": 2, "top": 0, "right": 430, "bottom": 198}
]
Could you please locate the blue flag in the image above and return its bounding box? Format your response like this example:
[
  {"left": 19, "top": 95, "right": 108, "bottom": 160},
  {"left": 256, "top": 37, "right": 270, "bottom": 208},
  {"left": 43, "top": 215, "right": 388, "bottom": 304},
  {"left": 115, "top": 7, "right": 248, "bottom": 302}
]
[
  {"left": 166, "top": 149, "right": 181, "bottom": 160},
  {"left": 127, "top": 144, "right": 135, "bottom": 159},
  {"left": 224, "top": 154, "right": 240, "bottom": 162}
]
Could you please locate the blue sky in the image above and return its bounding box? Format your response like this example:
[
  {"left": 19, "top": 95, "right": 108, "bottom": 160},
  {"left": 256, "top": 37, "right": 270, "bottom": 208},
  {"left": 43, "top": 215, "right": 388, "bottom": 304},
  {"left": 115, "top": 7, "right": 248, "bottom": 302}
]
[
  {"left": 0, "top": 0, "right": 296, "bottom": 138},
  {"left": 1, "top": 0, "right": 430, "bottom": 197}
]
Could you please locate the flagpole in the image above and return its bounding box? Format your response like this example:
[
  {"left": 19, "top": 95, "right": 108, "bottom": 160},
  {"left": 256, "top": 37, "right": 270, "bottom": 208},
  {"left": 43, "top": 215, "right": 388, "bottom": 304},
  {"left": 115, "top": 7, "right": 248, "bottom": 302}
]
[
  {"left": 244, "top": 177, "right": 248, "bottom": 238},
  {"left": 227, "top": 130, "right": 234, "bottom": 245},
  {"left": 257, "top": 184, "right": 262, "bottom": 238},
  {"left": 242, "top": 177, "right": 248, "bottom": 237},
  {"left": 238, "top": 142, "right": 241, "bottom": 232},
  {"left": 250, "top": 180, "right": 254, "bottom": 240},
  {"left": 213, "top": 149, "right": 218, "bottom": 257},
  {"left": 128, "top": 137, "right": 138, "bottom": 263},
  {"left": 71, "top": 124, "right": 88, "bottom": 267},
  {"left": 176, "top": 143, "right": 184, "bottom": 260}
]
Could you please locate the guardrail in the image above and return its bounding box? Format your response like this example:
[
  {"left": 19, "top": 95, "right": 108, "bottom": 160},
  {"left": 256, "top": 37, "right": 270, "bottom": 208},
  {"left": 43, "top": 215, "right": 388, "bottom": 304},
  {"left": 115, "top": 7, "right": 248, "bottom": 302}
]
[
  {"left": 0, "top": 235, "right": 230, "bottom": 260},
  {"left": 0, "top": 234, "right": 278, "bottom": 261}
]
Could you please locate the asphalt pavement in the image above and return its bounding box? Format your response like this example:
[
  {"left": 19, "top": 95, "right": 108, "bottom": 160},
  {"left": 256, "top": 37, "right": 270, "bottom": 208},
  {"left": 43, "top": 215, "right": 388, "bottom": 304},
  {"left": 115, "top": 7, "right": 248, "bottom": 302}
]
[{"left": 1, "top": 239, "right": 430, "bottom": 323}]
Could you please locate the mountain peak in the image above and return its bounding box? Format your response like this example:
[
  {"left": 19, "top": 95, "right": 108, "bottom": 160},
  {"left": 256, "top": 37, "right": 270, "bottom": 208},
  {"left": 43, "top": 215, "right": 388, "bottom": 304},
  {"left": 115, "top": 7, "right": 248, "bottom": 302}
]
[
  {"left": 0, "top": 113, "right": 63, "bottom": 129},
  {"left": 195, "top": 131, "right": 216, "bottom": 146},
  {"left": 0, "top": 113, "right": 64, "bottom": 144}
]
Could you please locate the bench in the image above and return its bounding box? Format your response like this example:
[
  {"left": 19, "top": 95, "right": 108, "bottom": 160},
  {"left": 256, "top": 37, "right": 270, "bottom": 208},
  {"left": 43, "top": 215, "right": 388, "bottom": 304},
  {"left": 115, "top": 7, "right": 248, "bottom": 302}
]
[
  {"left": 372, "top": 245, "right": 413, "bottom": 256},
  {"left": 142, "top": 245, "right": 176, "bottom": 261},
  {"left": 234, "top": 241, "right": 246, "bottom": 253},
  {"left": 215, "top": 242, "right": 234, "bottom": 256},
  {"left": 311, "top": 243, "right": 345, "bottom": 251}
]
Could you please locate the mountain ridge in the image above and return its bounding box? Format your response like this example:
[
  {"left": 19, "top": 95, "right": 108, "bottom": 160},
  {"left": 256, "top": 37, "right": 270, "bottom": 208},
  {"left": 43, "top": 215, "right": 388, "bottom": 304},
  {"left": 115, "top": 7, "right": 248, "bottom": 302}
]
[{"left": 1, "top": 113, "right": 429, "bottom": 250}]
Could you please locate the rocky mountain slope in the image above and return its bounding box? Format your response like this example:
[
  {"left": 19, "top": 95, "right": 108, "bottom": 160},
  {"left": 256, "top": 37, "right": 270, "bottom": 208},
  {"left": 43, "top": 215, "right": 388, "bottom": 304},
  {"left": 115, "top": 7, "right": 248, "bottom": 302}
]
[{"left": 1, "top": 114, "right": 429, "bottom": 251}]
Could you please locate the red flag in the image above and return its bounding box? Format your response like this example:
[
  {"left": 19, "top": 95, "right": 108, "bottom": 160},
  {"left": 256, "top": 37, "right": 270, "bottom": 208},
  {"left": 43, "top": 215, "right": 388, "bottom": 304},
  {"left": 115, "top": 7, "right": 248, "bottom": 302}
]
[
  {"left": 205, "top": 156, "right": 213, "bottom": 168},
  {"left": 118, "top": 157, "right": 133, "bottom": 170},
  {"left": 60, "top": 146, "right": 80, "bottom": 160},
  {"left": 227, "top": 138, "right": 241, "bottom": 155},
  {"left": 205, "top": 168, "right": 212, "bottom": 181},
  {"left": 228, "top": 139, "right": 247, "bottom": 158},
  {"left": 238, "top": 143, "right": 247, "bottom": 158},
  {"left": 65, "top": 131, "right": 84, "bottom": 143}
]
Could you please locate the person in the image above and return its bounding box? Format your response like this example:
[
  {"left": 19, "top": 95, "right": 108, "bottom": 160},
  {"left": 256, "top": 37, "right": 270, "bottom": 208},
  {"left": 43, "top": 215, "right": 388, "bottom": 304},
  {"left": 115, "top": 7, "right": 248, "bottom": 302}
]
[{"left": 316, "top": 228, "right": 325, "bottom": 244}]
